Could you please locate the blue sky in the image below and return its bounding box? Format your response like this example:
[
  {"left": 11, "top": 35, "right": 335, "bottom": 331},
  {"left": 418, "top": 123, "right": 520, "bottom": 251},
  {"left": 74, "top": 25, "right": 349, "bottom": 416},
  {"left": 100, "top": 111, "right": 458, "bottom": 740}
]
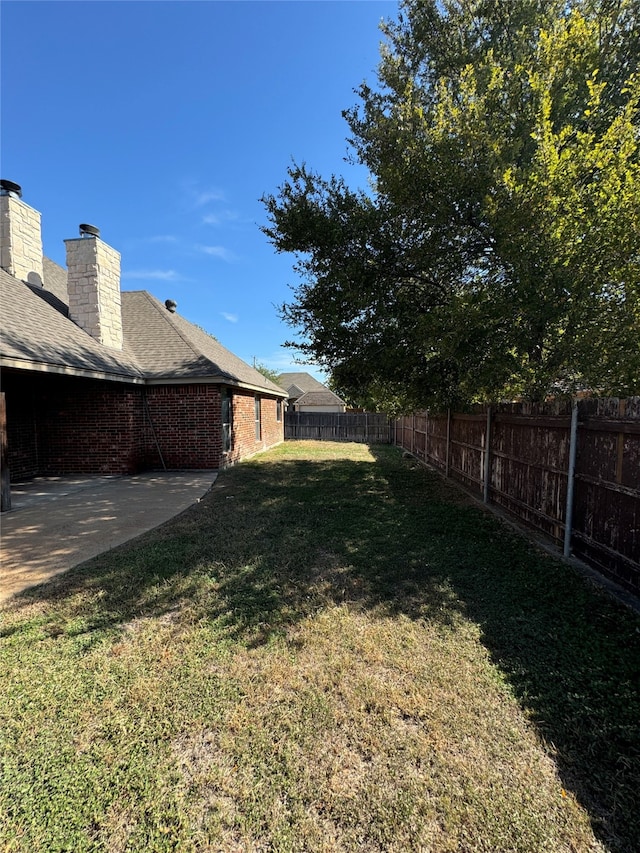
[{"left": 1, "top": 0, "right": 397, "bottom": 381}]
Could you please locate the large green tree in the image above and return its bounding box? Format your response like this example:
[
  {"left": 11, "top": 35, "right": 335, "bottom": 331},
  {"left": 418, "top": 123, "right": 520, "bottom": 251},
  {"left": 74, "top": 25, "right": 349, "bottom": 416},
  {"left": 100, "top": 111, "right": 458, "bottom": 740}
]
[{"left": 262, "top": 0, "right": 640, "bottom": 413}]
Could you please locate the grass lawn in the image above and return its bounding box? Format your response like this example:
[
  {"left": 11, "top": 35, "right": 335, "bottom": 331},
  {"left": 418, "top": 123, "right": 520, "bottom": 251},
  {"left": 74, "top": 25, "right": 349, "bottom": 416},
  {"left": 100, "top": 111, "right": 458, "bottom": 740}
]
[{"left": 1, "top": 441, "right": 638, "bottom": 852}]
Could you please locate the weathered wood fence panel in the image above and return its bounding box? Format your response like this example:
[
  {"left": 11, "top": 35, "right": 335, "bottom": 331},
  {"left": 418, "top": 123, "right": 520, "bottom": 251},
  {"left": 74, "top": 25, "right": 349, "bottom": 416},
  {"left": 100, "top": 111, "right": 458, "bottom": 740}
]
[
  {"left": 285, "top": 412, "right": 391, "bottom": 444},
  {"left": 572, "top": 398, "right": 640, "bottom": 590},
  {"left": 491, "top": 404, "right": 573, "bottom": 545},
  {"left": 395, "top": 399, "right": 640, "bottom": 594}
]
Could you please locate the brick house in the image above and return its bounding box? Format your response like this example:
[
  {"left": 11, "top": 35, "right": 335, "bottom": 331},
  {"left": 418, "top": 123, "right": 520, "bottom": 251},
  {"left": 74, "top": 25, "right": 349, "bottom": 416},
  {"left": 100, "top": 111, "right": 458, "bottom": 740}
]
[{"left": 0, "top": 181, "right": 287, "bottom": 510}]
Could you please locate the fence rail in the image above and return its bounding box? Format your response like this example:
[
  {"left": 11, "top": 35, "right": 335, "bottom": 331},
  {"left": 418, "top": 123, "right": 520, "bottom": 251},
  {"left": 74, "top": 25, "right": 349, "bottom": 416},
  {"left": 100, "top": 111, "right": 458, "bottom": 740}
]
[
  {"left": 285, "top": 412, "right": 391, "bottom": 444},
  {"left": 395, "top": 399, "right": 640, "bottom": 595}
]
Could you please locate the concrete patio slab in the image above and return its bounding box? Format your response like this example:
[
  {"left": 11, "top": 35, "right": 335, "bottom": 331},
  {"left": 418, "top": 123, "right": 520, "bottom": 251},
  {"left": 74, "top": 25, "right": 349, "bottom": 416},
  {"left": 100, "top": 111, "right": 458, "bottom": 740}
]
[{"left": 0, "top": 471, "right": 217, "bottom": 604}]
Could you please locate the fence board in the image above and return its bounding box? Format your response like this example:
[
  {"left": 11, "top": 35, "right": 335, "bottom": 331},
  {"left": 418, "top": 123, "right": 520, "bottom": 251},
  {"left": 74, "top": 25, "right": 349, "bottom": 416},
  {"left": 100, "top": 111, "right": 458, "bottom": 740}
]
[
  {"left": 573, "top": 403, "right": 640, "bottom": 588},
  {"left": 395, "top": 399, "right": 640, "bottom": 595},
  {"left": 285, "top": 412, "right": 391, "bottom": 444}
]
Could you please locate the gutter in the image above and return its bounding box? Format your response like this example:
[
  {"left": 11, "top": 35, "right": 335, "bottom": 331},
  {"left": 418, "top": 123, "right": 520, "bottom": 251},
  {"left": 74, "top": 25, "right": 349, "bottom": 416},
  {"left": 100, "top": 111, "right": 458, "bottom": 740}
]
[{"left": 0, "top": 357, "right": 145, "bottom": 385}]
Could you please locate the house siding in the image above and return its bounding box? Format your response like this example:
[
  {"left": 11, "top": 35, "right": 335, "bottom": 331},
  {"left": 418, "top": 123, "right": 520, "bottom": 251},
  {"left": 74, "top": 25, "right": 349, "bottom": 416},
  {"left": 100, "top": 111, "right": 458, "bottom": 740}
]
[
  {"left": 224, "top": 388, "right": 284, "bottom": 466},
  {"left": 5, "top": 389, "right": 39, "bottom": 479},
  {"left": 3, "top": 372, "right": 145, "bottom": 477},
  {"left": 295, "top": 405, "right": 346, "bottom": 413},
  {"left": 143, "top": 384, "right": 221, "bottom": 470},
  {"left": 3, "top": 370, "right": 284, "bottom": 480},
  {"left": 41, "top": 383, "right": 144, "bottom": 475},
  {"left": 36, "top": 378, "right": 144, "bottom": 476}
]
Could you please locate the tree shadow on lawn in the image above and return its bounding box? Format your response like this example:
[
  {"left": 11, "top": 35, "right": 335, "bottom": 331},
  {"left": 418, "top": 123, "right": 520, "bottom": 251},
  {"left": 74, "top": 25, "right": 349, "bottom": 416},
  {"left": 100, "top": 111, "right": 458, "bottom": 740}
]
[{"left": 5, "top": 444, "right": 640, "bottom": 851}]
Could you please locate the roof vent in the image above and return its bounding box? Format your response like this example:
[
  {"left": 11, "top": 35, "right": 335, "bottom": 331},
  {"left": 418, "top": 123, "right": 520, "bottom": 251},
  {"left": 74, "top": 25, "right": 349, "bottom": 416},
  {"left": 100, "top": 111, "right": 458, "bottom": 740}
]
[
  {"left": 0, "top": 179, "right": 22, "bottom": 198},
  {"left": 79, "top": 223, "right": 100, "bottom": 238},
  {"left": 165, "top": 299, "right": 177, "bottom": 313}
]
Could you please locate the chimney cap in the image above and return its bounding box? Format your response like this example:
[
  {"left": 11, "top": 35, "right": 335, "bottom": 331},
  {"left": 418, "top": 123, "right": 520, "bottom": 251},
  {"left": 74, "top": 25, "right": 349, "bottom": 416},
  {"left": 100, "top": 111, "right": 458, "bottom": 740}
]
[
  {"left": 79, "top": 223, "right": 100, "bottom": 238},
  {"left": 165, "top": 299, "right": 177, "bottom": 313},
  {"left": 0, "top": 179, "right": 22, "bottom": 198}
]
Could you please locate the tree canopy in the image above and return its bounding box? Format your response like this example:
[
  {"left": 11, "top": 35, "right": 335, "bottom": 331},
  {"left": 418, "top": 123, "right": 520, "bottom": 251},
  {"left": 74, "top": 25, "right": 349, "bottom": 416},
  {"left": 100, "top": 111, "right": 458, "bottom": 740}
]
[
  {"left": 254, "top": 361, "right": 281, "bottom": 385},
  {"left": 262, "top": 0, "right": 640, "bottom": 413}
]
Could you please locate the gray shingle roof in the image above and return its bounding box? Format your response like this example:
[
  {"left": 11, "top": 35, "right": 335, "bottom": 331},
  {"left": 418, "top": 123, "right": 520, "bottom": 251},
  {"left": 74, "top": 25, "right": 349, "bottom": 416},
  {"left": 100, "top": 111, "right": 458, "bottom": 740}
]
[
  {"left": 0, "top": 268, "right": 144, "bottom": 382},
  {"left": 1, "top": 259, "right": 286, "bottom": 396},
  {"left": 295, "top": 389, "right": 346, "bottom": 407},
  {"left": 122, "top": 291, "right": 285, "bottom": 394},
  {"left": 277, "top": 372, "right": 345, "bottom": 406},
  {"left": 42, "top": 256, "right": 71, "bottom": 303},
  {"left": 277, "top": 372, "right": 328, "bottom": 394}
]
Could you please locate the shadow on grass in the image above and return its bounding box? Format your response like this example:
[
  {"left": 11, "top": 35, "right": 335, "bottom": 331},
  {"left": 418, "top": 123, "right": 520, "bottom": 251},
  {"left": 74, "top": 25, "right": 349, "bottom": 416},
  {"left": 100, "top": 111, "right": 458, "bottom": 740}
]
[{"left": 5, "top": 444, "right": 640, "bottom": 851}]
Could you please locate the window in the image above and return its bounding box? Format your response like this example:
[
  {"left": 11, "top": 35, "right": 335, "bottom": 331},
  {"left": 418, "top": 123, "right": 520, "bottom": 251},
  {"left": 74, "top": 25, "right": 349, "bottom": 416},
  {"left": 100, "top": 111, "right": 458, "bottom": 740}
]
[
  {"left": 255, "top": 396, "right": 261, "bottom": 440},
  {"left": 276, "top": 398, "right": 282, "bottom": 422},
  {"left": 222, "top": 388, "right": 233, "bottom": 453}
]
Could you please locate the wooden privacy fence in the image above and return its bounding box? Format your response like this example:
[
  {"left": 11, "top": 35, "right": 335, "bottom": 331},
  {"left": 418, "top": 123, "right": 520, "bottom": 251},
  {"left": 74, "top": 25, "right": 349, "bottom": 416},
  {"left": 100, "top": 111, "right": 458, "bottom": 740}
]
[
  {"left": 285, "top": 412, "right": 391, "bottom": 444},
  {"left": 395, "top": 398, "right": 640, "bottom": 594}
]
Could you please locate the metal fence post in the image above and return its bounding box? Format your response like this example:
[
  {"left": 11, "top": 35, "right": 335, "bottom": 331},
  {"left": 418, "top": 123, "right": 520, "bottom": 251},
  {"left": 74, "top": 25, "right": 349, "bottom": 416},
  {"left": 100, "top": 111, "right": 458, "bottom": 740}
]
[
  {"left": 483, "top": 406, "right": 492, "bottom": 503},
  {"left": 445, "top": 409, "right": 451, "bottom": 477},
  {"left": 425, "top": 410, "right": 429, "bottom": 463},
  {"left": 563, "top": 401, "right": 579, "bottom": 557}
]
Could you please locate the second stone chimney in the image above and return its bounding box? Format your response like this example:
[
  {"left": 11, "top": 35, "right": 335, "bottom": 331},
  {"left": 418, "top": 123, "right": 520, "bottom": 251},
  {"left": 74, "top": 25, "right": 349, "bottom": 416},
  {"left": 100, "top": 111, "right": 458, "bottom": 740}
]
[
  {"left": 0, "top": 180, "right": 44, "bottom": 286},
  {"left": 65, "top": 225, "right": 123, "bottom": 350}
]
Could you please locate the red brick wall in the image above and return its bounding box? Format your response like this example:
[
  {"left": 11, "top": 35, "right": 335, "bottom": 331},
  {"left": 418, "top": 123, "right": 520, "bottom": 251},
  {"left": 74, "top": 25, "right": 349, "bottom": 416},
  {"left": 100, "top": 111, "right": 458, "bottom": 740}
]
[
  {"left": 143, "top": 384, "right": 222, "bottom": 469},
  {"left": 3, "top": 378, "right": 39, "bottom": 479},
  {"left": 3, "top": 369, "right": 284, "bottom": 479},
  {"left": 144, "top": 385, "right": 284, "bottom": 469},
  {"left": 260, "top": 394, "right": 286, "bottom": 454},
  {"left": 39, "top": 379, "right": 145, "bottom": 475},
  {"left": 2, "top": 372, "right": 145, "bottom": 477},
  {"left": 224, "top": 388, "right": 284, "bottom": 466}
]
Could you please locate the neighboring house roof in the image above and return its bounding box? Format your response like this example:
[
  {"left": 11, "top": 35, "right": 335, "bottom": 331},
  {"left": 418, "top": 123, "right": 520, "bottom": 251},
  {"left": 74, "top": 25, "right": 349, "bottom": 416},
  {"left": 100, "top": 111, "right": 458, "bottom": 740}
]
[
  {"left": 1, "top": 259, "right": 286, "bottom": 396},
  {"left": 286, "top": 383, "right": 306, "bottom": 401},
  {"left": 277, "top": 372, "right": 328, "bottom": 394},
  {"left": 277, "top": 372, "right": 345, "bottom": 407},
  {"left": 294, "top": 390, "right": 346, "bottom": 408}
]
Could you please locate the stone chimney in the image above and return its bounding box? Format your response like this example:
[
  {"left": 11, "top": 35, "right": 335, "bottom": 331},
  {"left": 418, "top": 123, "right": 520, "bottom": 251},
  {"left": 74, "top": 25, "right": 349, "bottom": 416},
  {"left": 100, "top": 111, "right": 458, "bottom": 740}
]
[
  {"left": 0, "top": 180, "right": 44, "bottom": 286},
  {"left": 65, "top": 224, "right": 123, "bottom": 350}
]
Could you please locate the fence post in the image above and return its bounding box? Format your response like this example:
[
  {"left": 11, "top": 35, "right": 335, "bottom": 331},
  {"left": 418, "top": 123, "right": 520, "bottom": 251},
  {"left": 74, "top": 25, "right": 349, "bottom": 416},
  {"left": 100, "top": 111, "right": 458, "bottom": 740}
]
[
  {"left": 615, "top": 398, "right": 626, "bottom": 484},
  {"left": 445, "top": 409, "right": 451, "bottom": 477},
  {"left": 483, "top": 405, "right": 492, "bottom": 503},
  {"left": 563, "top": 401, "right": 579, "bottom": 557},
  {"left": 425, "top": 410, "right": 429, "bottom": 463}
]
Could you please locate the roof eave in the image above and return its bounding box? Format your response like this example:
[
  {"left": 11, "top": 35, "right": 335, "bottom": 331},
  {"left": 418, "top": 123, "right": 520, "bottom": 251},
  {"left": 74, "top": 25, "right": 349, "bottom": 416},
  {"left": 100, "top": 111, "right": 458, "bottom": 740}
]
[
  {"left": 0, "top": 357, "right": 145, "bottom": 384},
  {"left": 143, "top": 374, "right": 288, "bottom": 396},
  {"left": 1, "top": 358, "right": 288, "bottom": 396}
]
